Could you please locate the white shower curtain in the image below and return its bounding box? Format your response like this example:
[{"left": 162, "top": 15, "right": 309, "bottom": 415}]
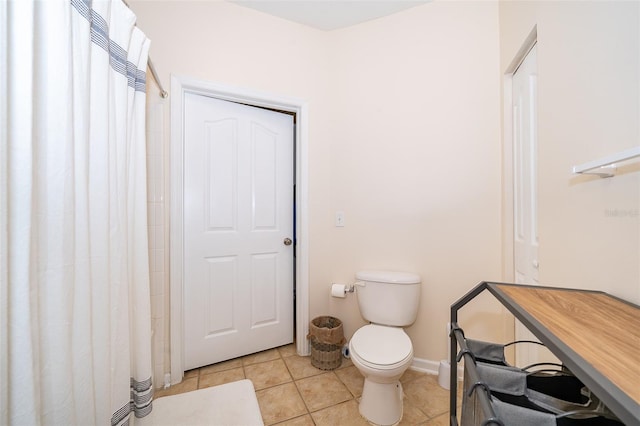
[{"left": 1, "top": 0, "right": 153, "bottom": 424}]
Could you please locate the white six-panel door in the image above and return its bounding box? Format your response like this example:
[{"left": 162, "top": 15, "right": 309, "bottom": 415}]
[{"left": 183, "top": 93, "right": 294, "bottom": 370}]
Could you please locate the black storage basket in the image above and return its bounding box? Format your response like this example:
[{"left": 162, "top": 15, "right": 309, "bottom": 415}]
[{"left": 461, "top": 339, "right": 623, "bottom": 426}]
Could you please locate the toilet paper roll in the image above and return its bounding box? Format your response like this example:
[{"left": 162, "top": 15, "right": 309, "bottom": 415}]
[{"left": 331, "top": 283, "right": 346, "bottom": 298}]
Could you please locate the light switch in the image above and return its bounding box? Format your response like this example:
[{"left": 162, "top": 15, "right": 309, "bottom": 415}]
[{"left": 335, "top": 211, "right": 345, "bottom": 227}]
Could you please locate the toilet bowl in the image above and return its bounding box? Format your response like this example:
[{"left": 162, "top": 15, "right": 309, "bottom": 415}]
[
  {"left": 348, "top": 270, "right": 422, "bottom": 426},
  {"left": 349, "top": 325, "right": 413, "bottom": 382},
  {"left": 349, "top": 325, "right": 413, "bottom": 426}
]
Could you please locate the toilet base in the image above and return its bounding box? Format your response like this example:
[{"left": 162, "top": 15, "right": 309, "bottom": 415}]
[{"left": 358, "top": 379, "right": 404, "bottom": 426}]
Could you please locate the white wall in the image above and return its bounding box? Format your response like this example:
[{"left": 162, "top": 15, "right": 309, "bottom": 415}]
[
  {"left": 499, "top": 1, "right": 640, "bottom": 303},
  {"left": 324, "top": 1, "right": 503, "bottom": 364},
  {"left": 133, "top": 0, "right": 334, "bottom": 385},
  {"left": 131, "top": 0, "right": 514, "bottom": 385}
]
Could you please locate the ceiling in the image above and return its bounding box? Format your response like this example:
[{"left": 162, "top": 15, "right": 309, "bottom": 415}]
[{"left": 230, "top": 1, "right": 430, "bottom": 31}]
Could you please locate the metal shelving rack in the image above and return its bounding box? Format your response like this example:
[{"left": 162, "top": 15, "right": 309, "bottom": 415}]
[{"left": 449, "top": 281, "right": 640, "bottom": 426}]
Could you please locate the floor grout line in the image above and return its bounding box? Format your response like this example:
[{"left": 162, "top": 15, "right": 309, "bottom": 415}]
[{"left": 158, "top": 344, "right": 455, "bottom": 426}]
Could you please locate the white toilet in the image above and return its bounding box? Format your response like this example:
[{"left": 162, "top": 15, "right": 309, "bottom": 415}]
[{"left": 348, "top": 270, "right": 421, "bottom": 426}]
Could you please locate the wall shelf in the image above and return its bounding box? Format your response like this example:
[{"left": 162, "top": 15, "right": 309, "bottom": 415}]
[
  {"left": 449, "top": 282, "right": 640, "bottom": 426},
  {"left": 572, "top": 146, "right": 640, "bottom": 178}
]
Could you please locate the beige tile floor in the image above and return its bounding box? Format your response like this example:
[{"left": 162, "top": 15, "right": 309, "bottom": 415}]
[{"left": 155, "top": 344, "right": 462, "bottom": 425}]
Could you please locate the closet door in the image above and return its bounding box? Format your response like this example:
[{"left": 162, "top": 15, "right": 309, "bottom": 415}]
[{"left": 513, "top": 45, "right": 554, "bottom": 367}]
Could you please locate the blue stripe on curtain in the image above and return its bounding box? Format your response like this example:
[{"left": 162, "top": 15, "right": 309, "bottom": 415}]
[
  {"left": 110, "top": 377, "right": 154, "bottom": 425},
  {"left": 70, "top": 0, "right": 147, "bottom": 93}
]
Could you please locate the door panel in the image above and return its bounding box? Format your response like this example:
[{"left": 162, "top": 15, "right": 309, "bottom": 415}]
[
  {"left": 512, "top": 45, "right": 554, "bottom": 367},
  {"left": 183, "top": 93, "right": 294, "bottom": 370},
  {"left": 204, "top": 119, "right": 237, "bottom": 230},
  {"left": 513, "top": 45, "right": 539, "bottom": 288},
  {"left": 252, "top": 123, "right": 278, "bottom": 229},
  {"left": 251, "top": 253, "right": 278, "bottom": 326},
  {"left": 205, "top": 256, "right": 236, "bottom": 335}
]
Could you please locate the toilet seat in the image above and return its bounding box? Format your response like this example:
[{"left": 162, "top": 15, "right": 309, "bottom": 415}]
[{"left": 350, "top": 324, "right": 412, "bottom": 370}]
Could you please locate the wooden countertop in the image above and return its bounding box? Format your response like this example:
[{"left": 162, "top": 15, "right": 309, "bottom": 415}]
[{"left": 489, "top": 284, "right": 640, "bottom": 421}]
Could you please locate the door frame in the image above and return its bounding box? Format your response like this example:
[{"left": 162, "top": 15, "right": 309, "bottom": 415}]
[{"left": 169, "top": 75, "right": 310, "bottom": 384}]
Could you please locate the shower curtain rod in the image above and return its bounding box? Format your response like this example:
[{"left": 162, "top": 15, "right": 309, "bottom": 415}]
[{"left": 148, "top": 58, "right": 168, "bottom": 99}]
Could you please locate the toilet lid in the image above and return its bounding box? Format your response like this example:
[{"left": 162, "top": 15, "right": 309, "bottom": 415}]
[{"left": 350, "top": 325, "right": 412, "bottom": 366}]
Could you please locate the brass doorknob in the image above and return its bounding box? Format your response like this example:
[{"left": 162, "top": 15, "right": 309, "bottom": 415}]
[{"left": 284, "top": 238, "right": 293, "bottom": 246}]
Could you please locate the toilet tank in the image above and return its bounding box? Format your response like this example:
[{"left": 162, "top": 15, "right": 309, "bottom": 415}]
[{"left": 355, "top": 270, "right": 421, "bottom": 327}]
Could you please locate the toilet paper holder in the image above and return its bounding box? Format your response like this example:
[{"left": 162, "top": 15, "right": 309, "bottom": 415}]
[
  {"left": 347, "top": 281, "right": 365, "bottom": 292},
  {"left": 333, "top": 281, "right": 365, "bottom": 295}
]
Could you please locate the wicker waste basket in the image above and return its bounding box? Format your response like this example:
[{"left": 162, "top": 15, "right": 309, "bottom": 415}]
[{"left": 307, "top": 316, "right": 345, "bottom": 370}]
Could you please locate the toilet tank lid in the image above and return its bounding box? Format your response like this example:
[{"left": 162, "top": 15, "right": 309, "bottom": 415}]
[{"left": 356, "top": 270, "right": 421, "bottom": 284}]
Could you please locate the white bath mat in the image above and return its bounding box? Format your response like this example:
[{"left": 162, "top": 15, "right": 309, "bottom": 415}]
[{"left": 135, "top": 379, "right": 264, "bottom": 426}]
